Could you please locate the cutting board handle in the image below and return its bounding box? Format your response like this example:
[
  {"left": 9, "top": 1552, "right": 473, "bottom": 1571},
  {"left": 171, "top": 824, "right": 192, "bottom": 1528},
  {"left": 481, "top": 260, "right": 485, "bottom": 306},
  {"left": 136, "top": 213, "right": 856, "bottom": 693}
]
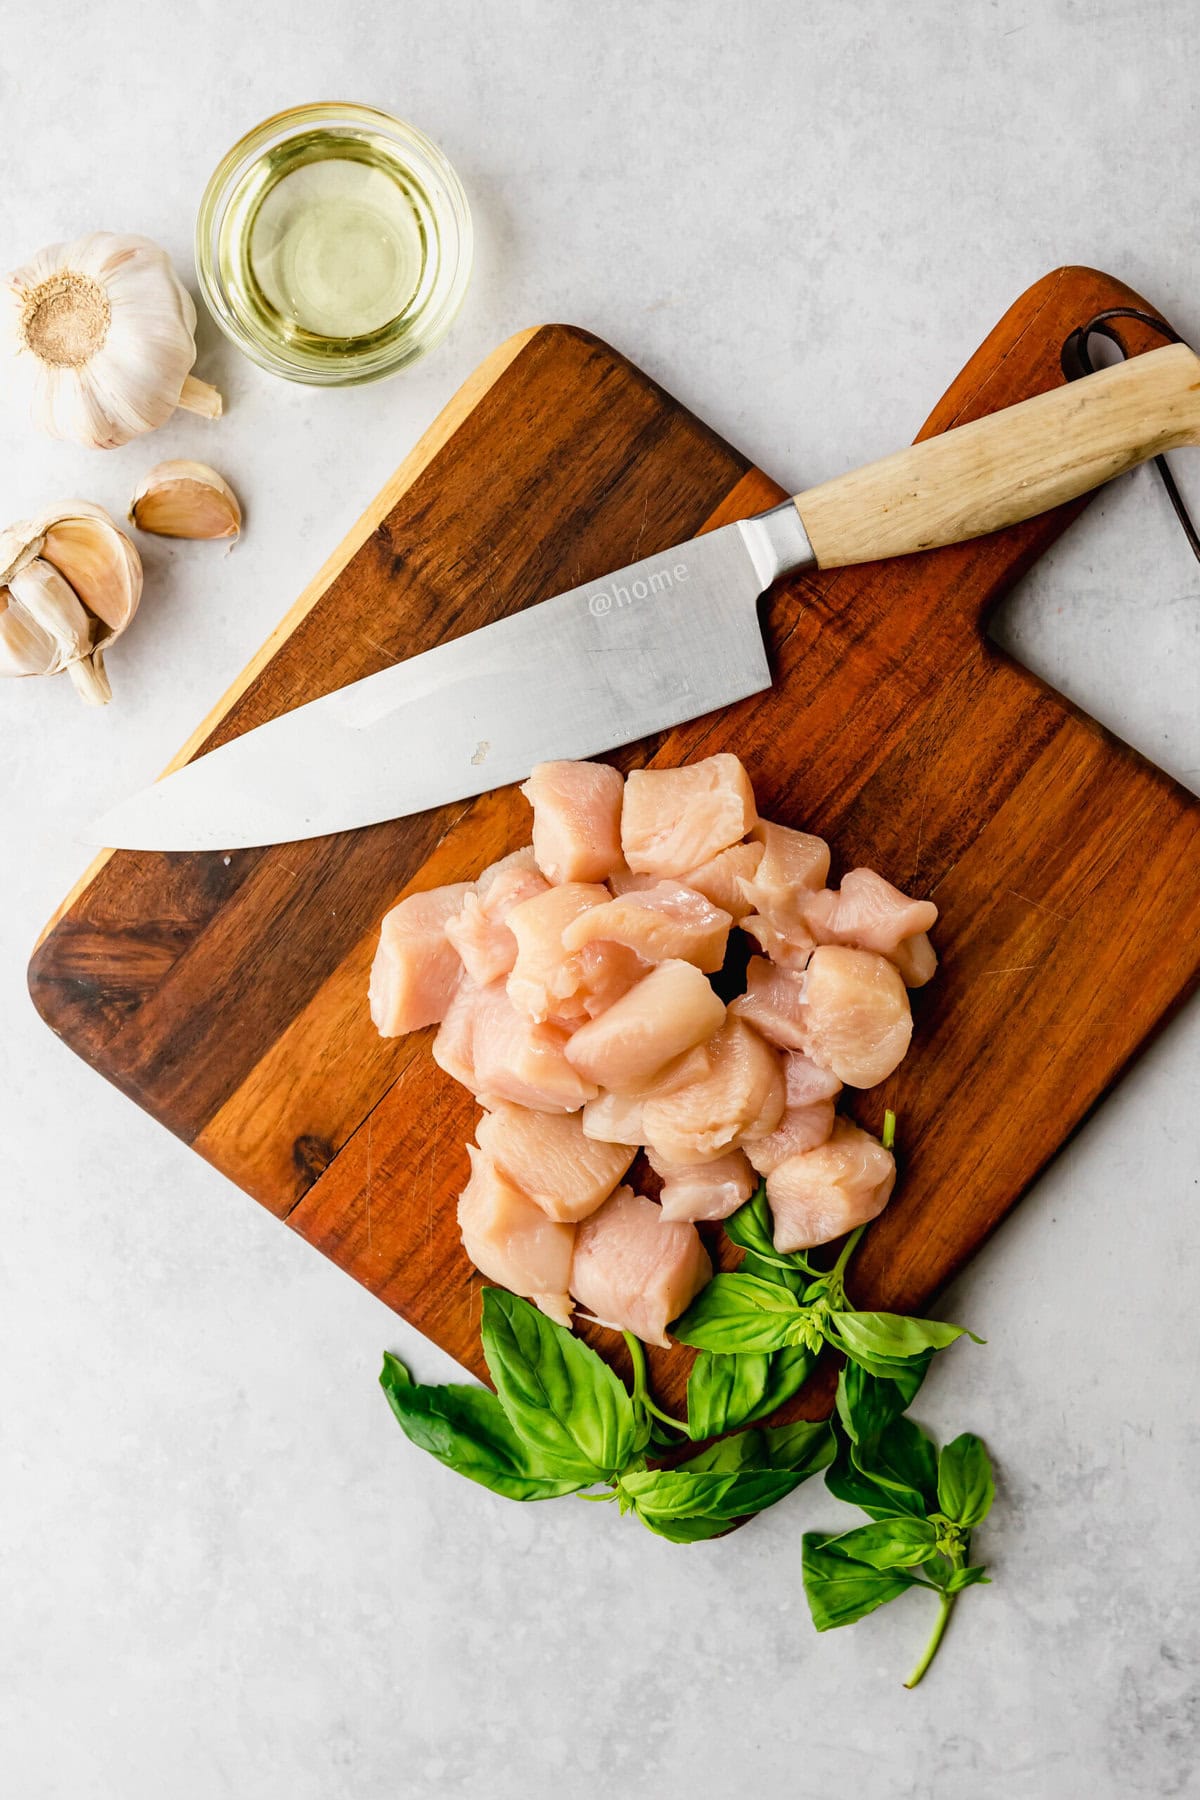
[{"left": 793, "top": 340, "right": 1200, "bottom": 568}]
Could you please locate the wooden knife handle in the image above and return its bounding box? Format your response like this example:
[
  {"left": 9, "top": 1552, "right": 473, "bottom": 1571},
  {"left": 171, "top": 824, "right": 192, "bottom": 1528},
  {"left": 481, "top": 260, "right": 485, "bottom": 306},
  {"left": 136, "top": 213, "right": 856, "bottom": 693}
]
[{"left": 793, "top": 340, "right": 1200, "bottom": 568}]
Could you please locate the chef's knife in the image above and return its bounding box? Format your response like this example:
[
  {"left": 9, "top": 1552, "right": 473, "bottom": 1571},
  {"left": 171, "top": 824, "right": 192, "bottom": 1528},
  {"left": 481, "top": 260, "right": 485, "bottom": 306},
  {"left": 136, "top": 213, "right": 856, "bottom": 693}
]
[{"left": 88, "top": 343, "right": 1200, "bottom": 851}]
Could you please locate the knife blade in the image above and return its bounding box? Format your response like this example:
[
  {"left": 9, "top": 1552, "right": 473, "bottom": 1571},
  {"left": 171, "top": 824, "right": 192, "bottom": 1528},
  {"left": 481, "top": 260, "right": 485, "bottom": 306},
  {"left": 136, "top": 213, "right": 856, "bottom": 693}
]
[{"left": 87, "top": 341, "right": 1200, "bottom": 851}]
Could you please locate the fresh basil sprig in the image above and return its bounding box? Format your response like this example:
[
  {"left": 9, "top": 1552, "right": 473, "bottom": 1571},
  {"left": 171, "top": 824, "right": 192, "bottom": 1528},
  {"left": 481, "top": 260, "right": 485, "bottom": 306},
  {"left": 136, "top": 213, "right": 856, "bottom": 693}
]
[
  {"left": 802, "top": 1362, "right": 995, "bottom": 1686},
  {"left": 673, "top": 1189, "right": 979, "bottom": 1378},
  {"left": 381, "top": 1288, "right": 832, "bottom": 1541}
]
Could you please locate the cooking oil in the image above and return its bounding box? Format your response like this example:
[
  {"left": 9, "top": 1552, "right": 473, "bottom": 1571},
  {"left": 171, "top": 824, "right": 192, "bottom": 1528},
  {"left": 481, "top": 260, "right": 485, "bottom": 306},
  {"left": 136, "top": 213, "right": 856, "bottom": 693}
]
[{"left": 215, "top": 128, "right": 438, "bottom": 360}]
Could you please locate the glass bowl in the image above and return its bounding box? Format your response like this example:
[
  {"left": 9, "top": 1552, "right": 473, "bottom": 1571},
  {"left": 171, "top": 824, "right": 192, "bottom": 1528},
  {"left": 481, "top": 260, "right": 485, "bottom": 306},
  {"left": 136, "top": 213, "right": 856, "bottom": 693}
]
[{"left": 195, "top": 102, "right": 473, "bottom": 385}]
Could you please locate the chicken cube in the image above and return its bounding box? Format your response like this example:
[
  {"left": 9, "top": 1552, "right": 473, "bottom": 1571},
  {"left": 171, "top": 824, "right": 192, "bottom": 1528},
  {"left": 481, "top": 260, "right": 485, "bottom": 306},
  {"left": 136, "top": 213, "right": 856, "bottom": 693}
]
[
  {"left": 569, "top": 1186, "right": 712, "bottom": 1347},
  {"left": 457, "top": 1146, "right": 575, "bottom": 1326},
  {"left": 621, "top": 753, "right": 757, "bottom": 877},
  {"left": 369, "top": 882, "right": 474, "bottom": 1037},
  {"left": 476, "top": 1101, "right": 636, "bottom": 1222},
  {"left": 521, "top": 760, "right": 625, "bottom": 884}
]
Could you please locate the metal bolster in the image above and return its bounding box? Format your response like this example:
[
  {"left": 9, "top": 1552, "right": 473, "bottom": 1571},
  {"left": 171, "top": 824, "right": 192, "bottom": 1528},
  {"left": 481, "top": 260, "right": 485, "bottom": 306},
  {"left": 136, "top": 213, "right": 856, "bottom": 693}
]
[{"left": 736, "top": 500, "right": 816, "bottom": 590}]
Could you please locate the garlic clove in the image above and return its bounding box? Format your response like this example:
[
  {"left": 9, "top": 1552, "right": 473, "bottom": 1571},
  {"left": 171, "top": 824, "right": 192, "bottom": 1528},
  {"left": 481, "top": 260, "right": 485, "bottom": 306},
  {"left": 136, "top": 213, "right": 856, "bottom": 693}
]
[
  {"left": 35, "top": 502, "right": 142, "bottom": 632},
  {"left": 2, "top": 231, "right": 222, "bottom": 450},
  {"left": 5, "top": 557, "right": 94, "bottom": 674},
  {"left": 130, "top": 460, "right": 241, "bottom": 540},
  {"left": 0, "top": 502, "right": 142, "bottom": 703}
]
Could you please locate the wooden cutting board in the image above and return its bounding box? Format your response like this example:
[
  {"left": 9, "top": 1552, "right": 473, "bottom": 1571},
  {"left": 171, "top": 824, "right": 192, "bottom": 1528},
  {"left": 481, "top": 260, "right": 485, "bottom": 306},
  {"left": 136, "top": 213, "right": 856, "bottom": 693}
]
[{"left": 30, "top": 266, "right": 1200, "bottom": 1416}]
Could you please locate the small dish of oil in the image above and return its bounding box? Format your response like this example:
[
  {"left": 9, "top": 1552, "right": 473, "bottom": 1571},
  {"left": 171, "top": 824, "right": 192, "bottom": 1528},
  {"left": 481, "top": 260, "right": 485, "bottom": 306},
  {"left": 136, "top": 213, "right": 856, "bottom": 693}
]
[{"left": 196, "top": 104, "right": 472, "bottom": 385}]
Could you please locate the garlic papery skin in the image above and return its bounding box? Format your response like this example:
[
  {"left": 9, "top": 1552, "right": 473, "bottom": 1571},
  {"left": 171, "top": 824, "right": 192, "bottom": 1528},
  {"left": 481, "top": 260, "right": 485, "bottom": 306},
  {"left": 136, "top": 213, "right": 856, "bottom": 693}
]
[
  {"left": 1, "top": 232, "right": 223, "bottom": 450},
  {"left": 0, "top": 502, "right": 142, "bottom": 704},
  {"left": 130, "top": 460, "right": 241, "bottom": 540}
]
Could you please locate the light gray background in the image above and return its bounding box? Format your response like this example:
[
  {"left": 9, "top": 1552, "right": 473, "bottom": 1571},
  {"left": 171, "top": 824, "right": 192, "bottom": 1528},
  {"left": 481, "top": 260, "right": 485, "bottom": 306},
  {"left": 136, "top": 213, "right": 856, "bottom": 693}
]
[{"left": 3, "top": 4, "right": 1199, "bottom": 1796}]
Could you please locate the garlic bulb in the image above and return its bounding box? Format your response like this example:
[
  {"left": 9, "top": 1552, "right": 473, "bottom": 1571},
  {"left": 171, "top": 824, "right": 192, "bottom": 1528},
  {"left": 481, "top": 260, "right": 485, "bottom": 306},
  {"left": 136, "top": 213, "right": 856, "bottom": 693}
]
[
  {"left": 0, "top": 232, "right": 222, "bottom": 450},
  {"left": 130, "top": 460, "right": 241, "bottom": 540},
  {"left": 0, "top": 502, "right": 142, "bottom": 703}
]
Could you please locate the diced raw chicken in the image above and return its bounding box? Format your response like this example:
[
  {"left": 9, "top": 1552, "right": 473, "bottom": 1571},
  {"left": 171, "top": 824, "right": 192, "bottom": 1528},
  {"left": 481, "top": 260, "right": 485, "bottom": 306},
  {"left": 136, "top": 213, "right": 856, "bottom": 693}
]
[
  {"left": 506, "top": 882, "right": 611, "bottom": 1024},
  {"left": 432, "top": 979, "right": 480, "bottom": 1088},
  {"left": 564, "top": 960, "right": 725, "bottom": 1093},
  {"left": 575, "top": 941, "right": 648, "bottom": 1018},
  {"left": 457, "top": 1146, "right": 575, "bottom": 1326},
  {"left": 646, "top": 1145, "right": 756, "bottom": 1222},
  {"left": 783, "top": 1050, "right": 843, "bottom": 1106},
  {"left": 741, "top": 913, "right": 814, "bottom": 969},
  {"left": 580, "top": 1045, "right": 711, "bottom": 1146},
  {"left": 800, "top": 946, "right": 912, "bottom": 1088},
  {"left": 569, "top": 1186, "right": 712, "bottom": 1347},
  {"left": 444, "top": 850, "right": 549, "bottom": 987},
  {"left": 476, "top": 1101, "right": 636, "bottom": 1222},
  {"left": 738, "top": 821, "right": 830, "bottom": 933},
  {"left": 521, "top": 760, "right": 625, "bottom": 884},
  {"left": 891, "top": 931, "right": 938, "bottom": 989},
  {"left": 743, "top": 1100, "right": 836, "bottom": 1175},
  {"left": 450, "top": 980, "right": 598, "bottom": 1112},
  {"left": 621, "top": 754, "right": 757, "bottom": 877},
  {"left": 641, "top": 1017, "right": 786, "bottom": 1165},
  {"left": 728, "top": 956, "right": 808, "bottom": 1049},
  {"left": 684, "top": 841, "right": 764, "bottom": 920},
  {"left": 561, "top": 880, "right": 732, "bottom": 973},
  {"left": 607, "top": 868, "right": 661, "bottom": 896},
  {"left": 369, "top": 882, "right": 474, "bottom": 1037},
  {"left": 805, "top": 867, "right": 937, "bottom": 954},
  {"left": 766, "top": 1117, "right": 896, "bottom": 1251}
]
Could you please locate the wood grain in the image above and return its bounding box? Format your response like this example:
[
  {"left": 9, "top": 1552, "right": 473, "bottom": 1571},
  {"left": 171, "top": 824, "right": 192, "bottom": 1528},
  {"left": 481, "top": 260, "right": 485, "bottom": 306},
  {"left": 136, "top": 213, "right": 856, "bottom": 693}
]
[
  {"left": 29, "top": 267, "right": 1200, "bottom": 1423},
  {"left": 795, "top": 339, "right": 1200, "bottom": 566}
]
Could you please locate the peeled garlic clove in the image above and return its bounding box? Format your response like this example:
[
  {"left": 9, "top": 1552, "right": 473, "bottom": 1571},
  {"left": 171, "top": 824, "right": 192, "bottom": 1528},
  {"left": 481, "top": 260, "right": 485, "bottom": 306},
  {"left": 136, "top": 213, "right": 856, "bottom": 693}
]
[
  {"left": 1, "top": 231, "right": 222, "bottom": 450},
  {"left": 130, "top": 460, "right": 241, "bottom": 540},
  {"left": 0, "top": 502, "right": 142, "bottom": 703}
]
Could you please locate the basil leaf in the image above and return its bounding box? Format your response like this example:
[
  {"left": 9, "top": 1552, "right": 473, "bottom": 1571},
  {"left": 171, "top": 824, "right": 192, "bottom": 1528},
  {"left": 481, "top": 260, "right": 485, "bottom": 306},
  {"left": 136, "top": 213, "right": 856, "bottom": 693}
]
[
  {"left": 379, "top": 1354, "right": 585, "bottom": 1501},
  {"left": 823, "top": 1517, "right": 939, "bottom": 1570},
  {"left": 802, "top": 1532, "right": 921, "bottom": 1631},
  {"left": 834, "top": 1358, "right": 929, "bottom": 1446},
  {"left": 638, "top": 1511, "right": 733, "bottom": 1544},
  {"left": 620, "top": 1466, "right": 803, "bottom": 1520},
  {"left": 682, "top": 1419, "right": 833, "bottom": 1477},
  {"left": 937, "top": 1432, "right": 995, "bottom": 1527},
  {"left": 725, "top": 1186, "right": 818, "bottom": 1276},
  {"left": 741, "top": 1252, "right": 809, "bottom": 1294},
  {"left": 945, "top": 1563, "right": 991, "bottom": 1593},
  {"left": 826, "top": 1433, "right": 922, "bottom": 1520},
  {"left": 671, "top": 1273, "right": 805, "bottom": 1354},
  {"left": 861, "top": 1414, "right": 940, "bottom": 1514},
  {"left": 481, "top": 1289, "right": 639, "bottom": 1479},
  {"left": 830, "top": 1310, "right": 979, "bottom": 1366},
  {"left": 686, "top": 1345, "right": 815, "bottom": 1438}
]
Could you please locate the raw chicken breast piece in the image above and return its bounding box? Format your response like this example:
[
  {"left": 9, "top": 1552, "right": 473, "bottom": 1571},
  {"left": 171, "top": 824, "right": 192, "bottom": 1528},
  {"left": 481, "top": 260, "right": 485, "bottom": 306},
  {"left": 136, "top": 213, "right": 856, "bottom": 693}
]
[
  {"left": 564, "top": 960, "right": 725, "bottom": 1092},
  {"left": 801, "top": 945, "right": 913, "bottom": 1088},
  {"left": 521, "top": 760, "right": 625, "bottom": 885},
  {"left": 445, "top": 850, "right": 549, "bottom": 987},
  {"left": 369, "top": 882, "right": 474, "bottom": 1037},
  {"left": 506, "top": 881, "right": 611, "bottom": 1025},
  {"left": 805, "top": 867, "right": 937, "bottom": 954},
  {"left": 766, "top": 1117, "right": 896, "bottom": 1251},
  {"left": 579, "top": 1045, "right": 711, "bottom": 1145},
  {"left": 574, "top": 941, "right": 648, "bottom": 1019},
  {"left": 641, "top": 1017, "right": 786, "bottom": 1165},
  {"left": 891, "top": 931, "right": 938, "bottom": 989},
  {"left": 470, "top": 980, "right": 599, "bottom": 1112},
  {"left": 570, "top": 1185, "right": 712, "bottom": 1347},
  {"left": 646, "top": 1145, "right": 756, "bottom": 1222},
  {"left": 684, "top": 841, "right": 764, "bottom": 920},
  {"left": 782, "top": 1050, "right": 843, "bottom": 1106},
  {"left": 457, "top": 1146, "right": 575, "bottom": 1326},
  {"left": 561, "top": 880, "right": 732, "bottom": 973},
  {"left": 621, "top": 754, "right": 757, "bottom": 877},
  {"left": 728, "top": 956, "right": 809, "bottom": 1049},
  {"left": 476, "top": 1101, "right": 636, "bottom": 1222},
  {"left": 738, "top": 821, "right": 830, "bottom": 933},
  {"left": 744, "top": 1100, "right": 837, "bottom": 1175},
  {"left": 608, "top": 868, "right": 664, "bottom": 896},
  {"left": 741, "top": 913, "right": 815, "bottom": 969},
  {"left": 432, "top": 978, "right": 481, "bottom": 1088}
]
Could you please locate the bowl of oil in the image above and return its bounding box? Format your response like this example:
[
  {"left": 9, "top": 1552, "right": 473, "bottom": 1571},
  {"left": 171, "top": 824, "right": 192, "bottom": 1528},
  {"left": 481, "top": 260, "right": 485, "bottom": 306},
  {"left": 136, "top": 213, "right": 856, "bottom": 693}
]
[{"left": 196, "top": 103, "right": 472, "bottom": 384}]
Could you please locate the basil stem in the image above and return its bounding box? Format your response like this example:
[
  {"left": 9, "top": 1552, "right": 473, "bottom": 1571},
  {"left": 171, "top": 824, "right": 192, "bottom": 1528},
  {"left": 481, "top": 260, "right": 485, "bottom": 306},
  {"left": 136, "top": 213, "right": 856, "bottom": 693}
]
[{"left": 622, "top": 1330, "right": 688, "bottom": 1437}]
